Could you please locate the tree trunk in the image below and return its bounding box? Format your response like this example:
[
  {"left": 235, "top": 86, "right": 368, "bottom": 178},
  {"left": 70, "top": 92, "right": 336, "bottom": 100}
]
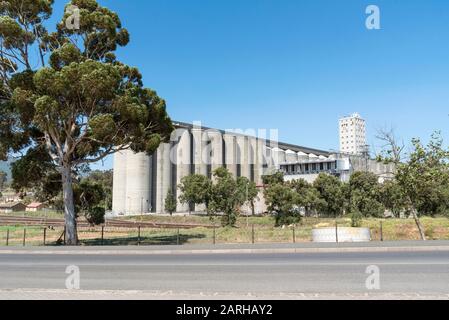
[
  {"left": 411, "top": 208, "right": 426, "bottom": 241},
  {"left": 61, "top": 164, "right": 78, "bottom": 245}
]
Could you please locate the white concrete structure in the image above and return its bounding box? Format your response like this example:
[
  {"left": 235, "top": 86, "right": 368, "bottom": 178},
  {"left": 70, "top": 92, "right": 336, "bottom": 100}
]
[
  {"left": 112, "top": 121, "right": 329, "bottom": 216},
  {"left": 339, "top": 112, "right": 367, "bottom": 155},
  {"left": 280, "top": 152, "right": 394, "bottom": 183},
  {"left": 312, "top": 227, "right": 371, "bottom": 243}
]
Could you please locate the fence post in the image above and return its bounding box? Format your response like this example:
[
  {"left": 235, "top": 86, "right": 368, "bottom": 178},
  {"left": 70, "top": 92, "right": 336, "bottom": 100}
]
[
  {"left": 23, "top": 229, "right": 26, "bottom": 247},
  {"left": 63, "top": 227, "right": 66, "bottom": 245},
  {"left": 380, "top": 221, "right": 383, "bottom": 242},
  {"left": 292, "top": 225, "right": 296, "bottom": 243},
  {"left": 6, "top": 229, "right": 9, "bottom": 246},
  {"left": 43, "top": 228, "right": 47, "bottom": 246},
  {"left": 137, "top": 226, "right": 141, "bottom": 246},
  {"left": 101, "top": 226, "right": 104, "bottom": 246},
  {"left": 335, "top": 221, "right": 339, "bottom": 243},
  {"left": 213, "top": 224, "right": 216, "bottom": 245},
  {"left": 177, "top": 228, "right": 180, "bottom": 245},
  {"left": 251, "top": 224, "right": 255, "bottom": 244}
]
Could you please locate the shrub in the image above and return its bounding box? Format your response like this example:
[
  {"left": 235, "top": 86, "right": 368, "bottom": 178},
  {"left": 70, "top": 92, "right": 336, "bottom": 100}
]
[{"left": 85, "top": 207, "right": 105, "bottom": 226}]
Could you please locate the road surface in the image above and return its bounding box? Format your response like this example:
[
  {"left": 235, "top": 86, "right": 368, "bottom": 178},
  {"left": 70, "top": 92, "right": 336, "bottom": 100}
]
[{"left": 0, "top": 243, "right": 449, "bottom": 299}]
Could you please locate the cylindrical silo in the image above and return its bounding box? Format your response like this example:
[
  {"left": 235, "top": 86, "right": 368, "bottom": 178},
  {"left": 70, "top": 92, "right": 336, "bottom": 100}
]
[
  {"left": 112, "top": 149, "right": 127, "bottom": 215},
  {"left": 176, "top": 129, "right": 192, "bottom": 212},
  {"left": 156, "top": 143, "right": 172, "bottom": 213},
  {"left": 125, "top": 150, "right": 151, "bottom": 215},
  {"left": 297, "top": 151, "right": 308, "bottom": 162},
  {"left": 224, "top": 134, "right": 237, "bottom": 178},
  {"left": 285, "top": 149, "right": 297, "bottom": 163},
  {"left": 236, "top": 135, "right": 251, "bottom": 179},
  {"left": 272, "top": 147, "right": 286, "bottom": 166}
]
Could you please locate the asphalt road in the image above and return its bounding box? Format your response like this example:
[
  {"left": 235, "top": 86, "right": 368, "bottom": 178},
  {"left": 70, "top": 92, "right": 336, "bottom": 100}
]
[{"left": 1, "top": 248, "right": 449, "bottom": 298}]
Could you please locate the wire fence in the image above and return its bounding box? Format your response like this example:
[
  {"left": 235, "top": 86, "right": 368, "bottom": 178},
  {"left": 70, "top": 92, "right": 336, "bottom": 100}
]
[
  {"left": 0, "top": 225, "right": 299, "bottom": 246},
  {"left": 0, "top": 218, "right": 449, "bottom": 246},
  {"left": 2, "top": 219, "right": 449, "bottom": 246}
]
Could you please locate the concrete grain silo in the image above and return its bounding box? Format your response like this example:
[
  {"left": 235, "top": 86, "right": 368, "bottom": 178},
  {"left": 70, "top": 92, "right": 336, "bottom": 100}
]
[
  {"left": 112, "top": 150, "right": 127, "bottom": 215},
  {"left": 125, "top": 150, "right": 152, "bottom": 215},
  {"left": 285, "top": 149, "right": 297, "bottom": 163}
]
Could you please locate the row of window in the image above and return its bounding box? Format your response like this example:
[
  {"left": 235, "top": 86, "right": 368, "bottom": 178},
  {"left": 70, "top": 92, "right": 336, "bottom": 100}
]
[{"left": 281, "top": 162, "right": 337, "bottom": 175}]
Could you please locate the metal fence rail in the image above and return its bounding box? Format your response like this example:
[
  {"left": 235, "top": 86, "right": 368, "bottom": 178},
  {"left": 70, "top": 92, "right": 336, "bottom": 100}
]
[{"left": 2, "top": 218, "right": 449, "bottom": 246}]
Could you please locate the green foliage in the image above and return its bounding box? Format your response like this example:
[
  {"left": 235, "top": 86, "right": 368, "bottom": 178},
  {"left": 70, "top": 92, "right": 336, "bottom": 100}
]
[
  {"left": 262, "top": 172, "right": 284, "bottom": 185},
  {"left": 313, "top": 173, "right": 346, "bottom": 217},
  {"left": 178, "top": 174, "right": 212, "bottom": 212},
  {"left": 264, "top": 183, "right": 300, "bottom": 226},
  {"left": 379, "top": 180, "right": 406, "bottom": 217},
  {"left": 288, "top": 179, "right": 323, "bottom": 216},
  {"left": 85, "top": 206, "right": 105, "bottom": 226},
  {"left": 350, "top": 211, "right": 362, "bottom": 228},
  {"left": 82, "top": 170, "right": 113, "bottom": 210},
  {"left": 164, "top": 189, "right": 177, "bottom": 216},
  {"left": 236, "top": 176, "right": 259, "bottom": 214},
  {"left": 395, "top": 134, "right": 449, "bottom": 217},
  {"left": 209, "top": 167, "right": 242, "bottom": 227},
  {"left": 377, "top": 131, "right": 449, "bottom": 240},
  {"left": 73, "top": 180, "right": 105, "bottom": 212},
  {"left": 10, "top": 146, "right": 62, "bottom": 202},
  {"left": 0, "top": 0, "right": 174, "bottom": 243},
  {"left": 349, "top": 171, "right": 385, "bottom": 217},
  {"left": 178, "top": 168, "right": 257, "bottom": 227}
]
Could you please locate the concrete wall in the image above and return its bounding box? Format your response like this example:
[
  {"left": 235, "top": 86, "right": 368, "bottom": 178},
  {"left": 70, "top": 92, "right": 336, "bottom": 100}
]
[{"left": 112, "top": 124, "right": 333, "bottom": 216}]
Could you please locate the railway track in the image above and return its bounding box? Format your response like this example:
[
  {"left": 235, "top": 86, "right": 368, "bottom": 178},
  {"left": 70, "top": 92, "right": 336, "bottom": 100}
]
[{"left": 0, "top": 215, "right": 214, "bottom": 229}]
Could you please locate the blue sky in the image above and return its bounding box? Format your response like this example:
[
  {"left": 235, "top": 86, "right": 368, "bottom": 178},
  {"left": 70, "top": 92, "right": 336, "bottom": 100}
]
[{"left": 51, "top": 0, "right": 449, "bottom": 170}]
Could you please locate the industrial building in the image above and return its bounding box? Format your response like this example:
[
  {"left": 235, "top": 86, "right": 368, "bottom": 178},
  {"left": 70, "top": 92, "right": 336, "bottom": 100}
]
[
  {"left": 339, "top": 113, "right": 367, "bottom": 155},
  {"left": 112, "top": 120, "right": 393, "bottom": 216}
]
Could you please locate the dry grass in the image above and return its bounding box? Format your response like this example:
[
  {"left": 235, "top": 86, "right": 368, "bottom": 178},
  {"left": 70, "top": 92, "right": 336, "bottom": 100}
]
[{"left": 1, "top": 215, "right": 449, "bottom": 246}]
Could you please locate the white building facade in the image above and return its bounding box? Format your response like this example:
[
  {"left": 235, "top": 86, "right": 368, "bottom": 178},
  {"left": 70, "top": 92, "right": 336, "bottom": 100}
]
[
  {"left": 112, "top": 121, "right": 329, "bottom": 216},
  {"left": 339, "top": 113, "right": 367, "bottom": 155},
  {"left": 112, "top": 120, "right": 393, "bottom": 216}
]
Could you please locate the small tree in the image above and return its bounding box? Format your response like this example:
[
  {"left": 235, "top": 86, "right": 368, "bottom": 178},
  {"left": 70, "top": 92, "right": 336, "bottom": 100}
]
[
  {"left": 236, "top": 176, "right": 258, "bottom": 215},
  {"left": 289, "top": 179, "right": 323, "bottom": 217},
  {"left": 379, "top": 179, "right": 406, "bottom": 218},
  {"left": 178, "top": 174, "right": 211, "bottom": 213},
  {"left": 209, "top": 168, "right": 243, "bottom": 227},
  {"left": 74, "top": 180, "right": 105, "bottom": 226},
  {"left": 379, "top": 132, "right": 449, "bottom": 240},
  {"left": 264, "top": 183, "right": 300, "bottom": 226},
  {"left": 82, "top": 170, "right": 113, "bottom": 210},
  {"left": 313, "top": 173, "right": 346, "bottom": 217},
  {"left": 164, "top": 189, "right": 177, "bottom": 216},
  {"left": 349, "top": 171, "right": 385, "bottom": 218}
]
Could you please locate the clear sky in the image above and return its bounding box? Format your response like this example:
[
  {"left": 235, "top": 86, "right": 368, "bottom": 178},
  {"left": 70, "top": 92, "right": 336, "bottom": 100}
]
[{"left": 51, "top": 0, "right": 449, "bottom": 170}]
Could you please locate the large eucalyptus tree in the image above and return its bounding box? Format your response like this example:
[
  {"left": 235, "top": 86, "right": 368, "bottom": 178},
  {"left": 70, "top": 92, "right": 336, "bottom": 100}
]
[{"left": 0, "top": 0, "right": 173, "bottom": 244}]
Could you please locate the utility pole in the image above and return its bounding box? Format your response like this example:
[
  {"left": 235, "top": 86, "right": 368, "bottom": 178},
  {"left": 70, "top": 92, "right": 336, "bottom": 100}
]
[
  {"left": 140, "top": 197, "right": 143, "bottom": 222},
  {"left": 246, "top": 183, "right": 249, "bottom": 228},
  {"left": 363, "top": 144, "right": 370, "bottom": 172}
]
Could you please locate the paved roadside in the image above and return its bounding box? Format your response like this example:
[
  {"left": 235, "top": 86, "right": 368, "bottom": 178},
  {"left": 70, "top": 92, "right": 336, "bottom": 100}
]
[
  {"left": 1, "top": 289, "right": 448, "bottom": 300},
  {"left": 1, "top": 241, "right": 449, "bottom": 255}
]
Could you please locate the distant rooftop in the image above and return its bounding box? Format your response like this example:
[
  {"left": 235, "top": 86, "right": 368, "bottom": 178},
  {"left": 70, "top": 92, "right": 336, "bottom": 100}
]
[
  {"left": 340, "top": 112, "right": 363, "bottom": 120},
  {"left": 172, "top": 121, "right": 330, "bottom": 157}
]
